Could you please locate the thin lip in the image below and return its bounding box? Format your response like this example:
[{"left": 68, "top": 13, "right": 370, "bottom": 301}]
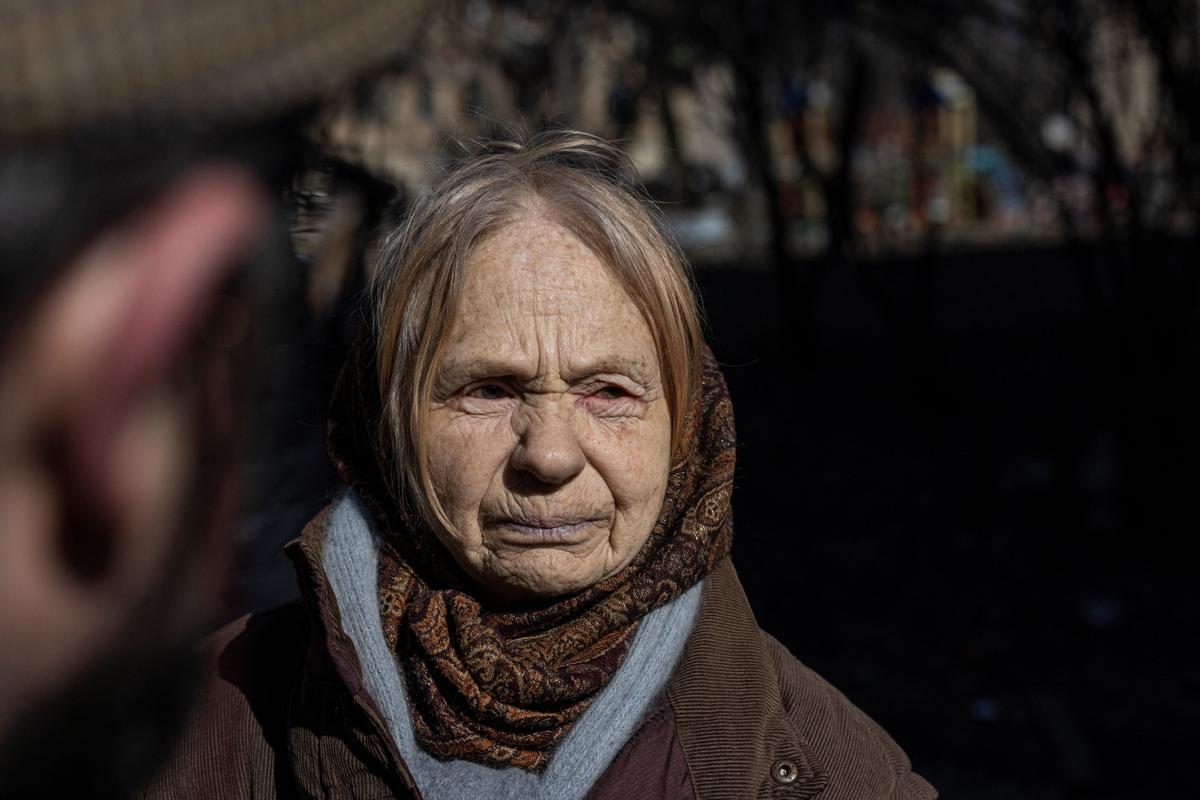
[
  {"left": 486, "top": 514, "right": 607, "bottom": 529},
  {"left": 484, "top": 514, "right": 608, "bottom": 545}
]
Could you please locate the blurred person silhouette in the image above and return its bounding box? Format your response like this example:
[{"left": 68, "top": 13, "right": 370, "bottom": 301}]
[{"left": 0, "top": 2, "right": 426, "bottom": 796}]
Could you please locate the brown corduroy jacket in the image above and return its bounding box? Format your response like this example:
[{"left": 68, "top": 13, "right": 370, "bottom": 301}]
[{"left": 141, "top": 507, "right": 937, "bottom": 800}]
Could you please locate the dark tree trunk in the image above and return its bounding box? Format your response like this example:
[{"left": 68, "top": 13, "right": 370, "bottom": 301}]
[
  {"left": 732, "top": 59, "right": 795, "bottom": 301},
  {"left": 658, "top": 86, "right": 689, "bottom": 204}
]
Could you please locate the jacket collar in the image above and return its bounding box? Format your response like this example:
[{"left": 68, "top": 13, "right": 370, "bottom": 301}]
[{"left": 667, "top": 560, "right": 828, "bottom": 798}]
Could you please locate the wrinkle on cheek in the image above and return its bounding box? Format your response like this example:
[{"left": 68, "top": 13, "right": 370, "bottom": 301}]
[{"left": 426, "top": 411, "right": 516, "bottom": 556}]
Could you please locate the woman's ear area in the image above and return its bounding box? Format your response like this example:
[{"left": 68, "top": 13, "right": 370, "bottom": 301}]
[{"left": 0, "top": 163, "right": 268, "bottom": 732}]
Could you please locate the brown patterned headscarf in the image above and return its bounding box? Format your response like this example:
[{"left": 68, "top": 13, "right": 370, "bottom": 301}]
[{"left": 328, "top": 334, "right": 736, "bottom": 772}]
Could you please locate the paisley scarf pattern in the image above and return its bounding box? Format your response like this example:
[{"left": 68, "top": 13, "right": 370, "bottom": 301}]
[{"left": 328, "top": 337, "right": 735, "bottom": 772}]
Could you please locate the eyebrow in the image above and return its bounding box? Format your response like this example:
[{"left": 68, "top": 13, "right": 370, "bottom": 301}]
[
  {"left": 436, "top": 357, "right": 537, "bottom": 384},
  {"left": 436, "top": 354, "right": 657, "bottom": 385},
  {"left": 563, "top": 355, "right": 657, "bottom": 383}
]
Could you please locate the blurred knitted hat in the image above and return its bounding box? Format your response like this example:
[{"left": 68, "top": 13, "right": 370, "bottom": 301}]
[{"left": 0, "top": 0, "right": 428, "bottom": 142}]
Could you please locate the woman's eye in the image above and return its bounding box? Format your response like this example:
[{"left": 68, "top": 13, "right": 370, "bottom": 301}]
[
  {"left": 467, "top": 383, "right": 510, "bottom": 400},
  {"left": 593, "top": 385, "right": 627, "bottom": 400}
]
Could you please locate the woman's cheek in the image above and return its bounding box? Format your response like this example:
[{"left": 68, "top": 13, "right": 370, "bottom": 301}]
[
  {"left": 585, "top": 395, "right": 669, "bottom": 455},
  {"left": 576, "top": 394, "right": 646, "bottom": 418},
  {"left": 431, "top": 407, "right": 510, "bottom": 455},
  {"left": 590, "top": 429, "right": 669, "bottom": 508},
  {"left": 580, "top": 408, "right": 649, "bottom": 450},
  {"left": 426, "top": 417, "right": 483, "bottom": 502}
]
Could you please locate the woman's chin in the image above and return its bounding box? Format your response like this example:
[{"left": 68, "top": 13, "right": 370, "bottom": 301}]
[{"left": 475, "top": 543, "right": 609, "bottom": 603}]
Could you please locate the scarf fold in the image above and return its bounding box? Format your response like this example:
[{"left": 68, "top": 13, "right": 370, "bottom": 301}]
[{"left": 328, "top": 335, "right": 735, "bottom": 772}]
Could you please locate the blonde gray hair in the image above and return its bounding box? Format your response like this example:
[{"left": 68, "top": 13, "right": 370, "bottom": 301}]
[{"left": 370, "top": 128, "right": 703, "bottom": 529}]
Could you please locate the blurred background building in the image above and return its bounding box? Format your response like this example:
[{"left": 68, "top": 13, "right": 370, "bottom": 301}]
[
  {"left": 304, "top": 0, "right": 1192, "bottom": 257},
  {"left": 235, "top": 2, "right": 1199, "bottom": 798}
]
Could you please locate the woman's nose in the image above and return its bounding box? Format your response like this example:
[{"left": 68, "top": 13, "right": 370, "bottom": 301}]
[{"left": 510, "top": 405, "right": 586, "bottom": 485}]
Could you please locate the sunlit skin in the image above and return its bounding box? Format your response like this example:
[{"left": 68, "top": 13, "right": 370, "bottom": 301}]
[{"left": 424, "top": 214, "right": 672, "bottom": 601}]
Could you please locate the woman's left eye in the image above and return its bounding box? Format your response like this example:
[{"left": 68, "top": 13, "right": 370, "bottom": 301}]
[{"left": 593, "top": 385, "right": 627, "bottom": 400}]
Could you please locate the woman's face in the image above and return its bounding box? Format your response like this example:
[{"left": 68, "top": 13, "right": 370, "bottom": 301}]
[{"left": 424, "top": 216, "right": 672, "bottom": 601}]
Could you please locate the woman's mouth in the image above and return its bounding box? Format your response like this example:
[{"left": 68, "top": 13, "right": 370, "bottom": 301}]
[{"left": 486, "top": 515, "right": 606, "bottom": 545}]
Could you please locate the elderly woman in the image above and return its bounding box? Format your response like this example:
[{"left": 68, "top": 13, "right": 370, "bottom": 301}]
[{"left": 145, "top": 131, "right": 936, "bottom": 800}]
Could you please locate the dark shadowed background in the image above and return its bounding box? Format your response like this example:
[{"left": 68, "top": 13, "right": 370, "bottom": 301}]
[{"left": 227, "top": 2, "right": 1198, "bottom": 797}]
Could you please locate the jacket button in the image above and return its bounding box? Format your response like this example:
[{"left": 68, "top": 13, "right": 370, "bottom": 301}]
[{"left": 772, "top": 759, "right": 799, "bottom": 785}]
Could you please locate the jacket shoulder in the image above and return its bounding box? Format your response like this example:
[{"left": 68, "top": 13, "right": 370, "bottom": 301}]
[
  {"left": 761, "top": 632, "right": 937, "bottom": 800},
  {"left": 667, "top": 560, "right": 935, "bottom": 799},
  {"left": 139, "top": 602, "right": 310, "bottom": 799}
]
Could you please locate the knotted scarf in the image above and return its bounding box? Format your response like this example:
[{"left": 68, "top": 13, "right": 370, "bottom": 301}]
[{"left": 328, "top": 335, "right": 735, "bottom": 772}]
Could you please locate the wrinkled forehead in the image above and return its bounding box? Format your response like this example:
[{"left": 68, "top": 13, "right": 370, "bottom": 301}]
[
  {"left": 437, "top": 217, "right": 661, "bottom": 380},
  {"left": 462, "top": 219, "right": 617, "bottom": 309}
]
